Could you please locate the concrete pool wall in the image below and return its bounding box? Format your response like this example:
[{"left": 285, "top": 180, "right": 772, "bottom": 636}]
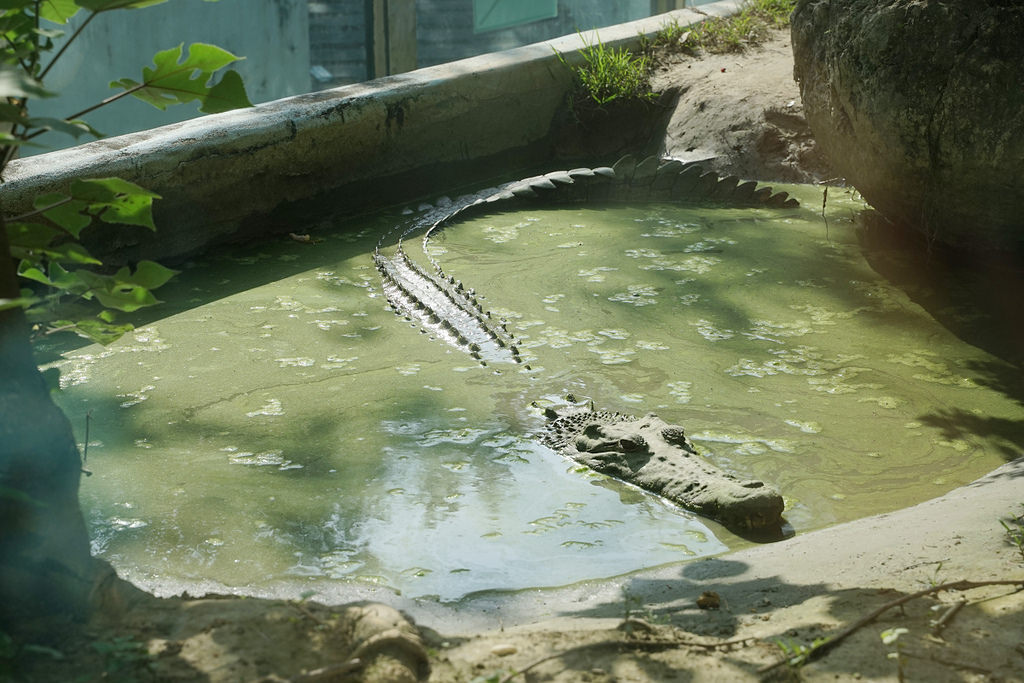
[{"left": 2, "top": 1, "right": 745, "bottom": 267}]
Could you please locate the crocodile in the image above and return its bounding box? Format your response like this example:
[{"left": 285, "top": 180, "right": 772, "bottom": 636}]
[
  {"left": 540, "top": 405, "right": 785, "bottom": 531},
  {"left": 372, "top": 155, "right": 795, "bottom": 532}
]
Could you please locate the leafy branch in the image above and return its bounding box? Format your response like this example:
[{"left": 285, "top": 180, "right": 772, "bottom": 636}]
[{"left": 0, "top": 0, "right": 251, "bottom": 345}]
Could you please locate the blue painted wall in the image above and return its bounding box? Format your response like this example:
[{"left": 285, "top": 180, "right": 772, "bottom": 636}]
[{"left": 27, "top": 0, "right": 309, "bottom": 154}]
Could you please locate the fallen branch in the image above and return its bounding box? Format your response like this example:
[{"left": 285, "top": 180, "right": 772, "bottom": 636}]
[
  {"left": 901, "top": 649, "right": 991, "bottom": 676},
  {"left": 500, "top": 629, "right": 757, "bottom": 683},
  {"left": 289, "top": 601, "right": 326, "bottom": 627},
  {"left": 929, "top": 599, "right": 965, "bottom": 635},
  {"left": 758, "top": 578, "right": 1024, "bottom": 676}
]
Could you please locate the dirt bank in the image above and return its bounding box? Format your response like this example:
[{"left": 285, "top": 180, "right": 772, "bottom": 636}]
[{"left": 653, "top": 28, "right": 832, "bottom": 184}]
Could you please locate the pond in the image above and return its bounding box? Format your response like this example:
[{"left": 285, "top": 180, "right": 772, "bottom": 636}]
[{"left": 50, "top": 183, "right": 1019, "bottom": 602}]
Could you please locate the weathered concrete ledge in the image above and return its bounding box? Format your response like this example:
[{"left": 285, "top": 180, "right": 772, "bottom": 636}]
[{"left": 2, "top": 2, "right": 743, "bottom": 266}]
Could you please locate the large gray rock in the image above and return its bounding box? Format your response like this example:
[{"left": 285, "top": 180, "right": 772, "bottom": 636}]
[{"left": 791, "top": 0, "right": 1024, "bottom": 251}]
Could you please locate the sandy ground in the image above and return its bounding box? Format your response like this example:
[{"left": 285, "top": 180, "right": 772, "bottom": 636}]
[
  {"left": 11, "top": 31, "right": 1024, "bottom": 683},
  {"left": 652, "top": 29, "right": 832, "bottom": 184}
]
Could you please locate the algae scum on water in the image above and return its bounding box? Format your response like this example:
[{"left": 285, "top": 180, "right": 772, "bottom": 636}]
[{"left": 50, "top": 185, "right": 1018, "bottom": 601}]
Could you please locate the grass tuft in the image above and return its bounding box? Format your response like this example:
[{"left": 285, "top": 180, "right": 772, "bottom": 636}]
[
  {"left": 652, "top": 0, "right": 797, "bottom": 54},
  {"left": 560, "top": 0, "right": 796, "bottom": 113},
  {"left": 559, "top": 33, "right": 656, "bottom": 108},
  {"left": 1002, "top": 504, "right": 1024, "bottom": 564}
]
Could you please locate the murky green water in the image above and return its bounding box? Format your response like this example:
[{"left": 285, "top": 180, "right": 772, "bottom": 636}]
[{"left": 51, "top": 186, "right": 1018, "bottom": 601}]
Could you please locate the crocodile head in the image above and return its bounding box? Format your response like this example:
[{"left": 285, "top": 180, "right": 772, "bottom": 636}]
[{"left": 542, "top": 408, "right": 785, "bottom": 533}]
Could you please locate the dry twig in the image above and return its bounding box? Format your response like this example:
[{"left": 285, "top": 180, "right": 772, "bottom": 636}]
[
  {"left": 499, "top": 628, "right": 757, "bottom": 683},
  {"left": 758, "top": 578, "right": 1024, "bottom": 675}
]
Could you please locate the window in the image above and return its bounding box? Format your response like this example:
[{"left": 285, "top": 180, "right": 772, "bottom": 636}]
[{"left": 472, "top": 0, "right": 558, "bottom": 33}]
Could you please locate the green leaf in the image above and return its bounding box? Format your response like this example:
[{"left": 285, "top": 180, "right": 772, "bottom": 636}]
[
  {"left": 44, "top": 242, "right": 102, "bottom": 265},
  {"left": 200, "top": 68, "right": 250, "bottom": 114},
  {"left": 22, "top": 643, "right": 65, "bottom": 660},
  {"left": 76, "top": 0, "right": 170, "bottom": 10},
  {"left": 38, "top": 0, "right": 80, "bottom": 23},
  {"left": 65, "top": 118, "right": 105, "bottom": 138},
  {"left": 33, "top": 27, "right": 66, "bottom": 39},
  {"left": 0, "top": 102, "right": 30, "bottom": 124},
  {"left": 71, "top": 177, "right": 160, "bottom": 229},
  {"left": 0, "top": 64, "right": 54, "bottom": 99},
  {"left": 73, "top": 176, "right": 160, "bottom": 201},
  {"left": 128, "top": 260, "right": 177, "bottom": 289},
  {"left": 6, "top": 221, "right": 61, "bottom": 249},
  {"left": 17, "top": 179, "right": 160, "bottom": 236},
  {"left": 47, "top": 261, "right": 85, "bottom": 291},
  {"left": 880, "top": 627, "right": 908, "bottom": 645},
  {"left": 110, "top": 42, "right": 252, "bottom": 113},
  {"left": 74, "top": 269, "right": 160, "bottom": 312},
  {"left": 0, "top": 104, "right": 90, "bottom": 142},
  {"left": 33, "top": 193, "right": 91, "bottom": 236},
  {"left": 16, "top": 261, "right": 54, "bottom": 286},
  {"left": 0, "top": 133, "right": 46, "bottom": 148},
  {"left": 25, "top": 116, "right": 94, "bottom": 138},
  {"left": 61, "top": 317, "right": 135, "bottom": 345},
  {"left": 0, "top": 296, "right": 41, "bottom": 311},
  {"left": 95, "top": 285, "right": 157, "bottom": 312}
]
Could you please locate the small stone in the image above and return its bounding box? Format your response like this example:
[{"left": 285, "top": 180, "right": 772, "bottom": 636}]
[
  {"left": 490, "top": 644, "right": 517, "bottom": 657},
  {"left": 697, "top": 591, "right": 721, "bottom": 609}
]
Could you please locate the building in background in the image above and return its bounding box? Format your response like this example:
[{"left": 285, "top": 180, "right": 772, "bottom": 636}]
[
  {"left": 309, "top": 0, "right": 718, "bottom": 88},
  {"left": 27, "top": 0, "right": 715, "bottom": 153}
]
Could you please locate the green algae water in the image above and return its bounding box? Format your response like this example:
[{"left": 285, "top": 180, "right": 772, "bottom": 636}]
[{"left": 50, "top": 186, "right": 1018, "bottom": 601}]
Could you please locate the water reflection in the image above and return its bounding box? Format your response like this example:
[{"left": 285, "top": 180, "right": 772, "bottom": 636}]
[{"left": 50, "top": 194, "right": 1021, "bottom": 600}]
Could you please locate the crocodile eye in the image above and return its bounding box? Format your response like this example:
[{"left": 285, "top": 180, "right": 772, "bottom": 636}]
[
  {"left": 661, "top": 427, "right": 696, "bottom": 453},
  {"left": 661, "top": 427, "right": 687, "bottom": 444},
  {"left": 619, "top": 437, "right": 643, "bottom": 452}
]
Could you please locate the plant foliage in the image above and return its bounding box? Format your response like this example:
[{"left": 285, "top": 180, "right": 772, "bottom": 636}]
[
  {"left": 1002, "top": 504, "right": 1024, "bottom": 564},
  {"left": 651, "top": 0, "right": 797, "bottom": 54},
  {"left": 0, "top": 0, "right": 251, "bottom": 345},
  {"left": 558, "top": 33, "right": 655, "bottom": 109},
  {"left": 109, "top": 42, "right": 251, "bottom": 114}
]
